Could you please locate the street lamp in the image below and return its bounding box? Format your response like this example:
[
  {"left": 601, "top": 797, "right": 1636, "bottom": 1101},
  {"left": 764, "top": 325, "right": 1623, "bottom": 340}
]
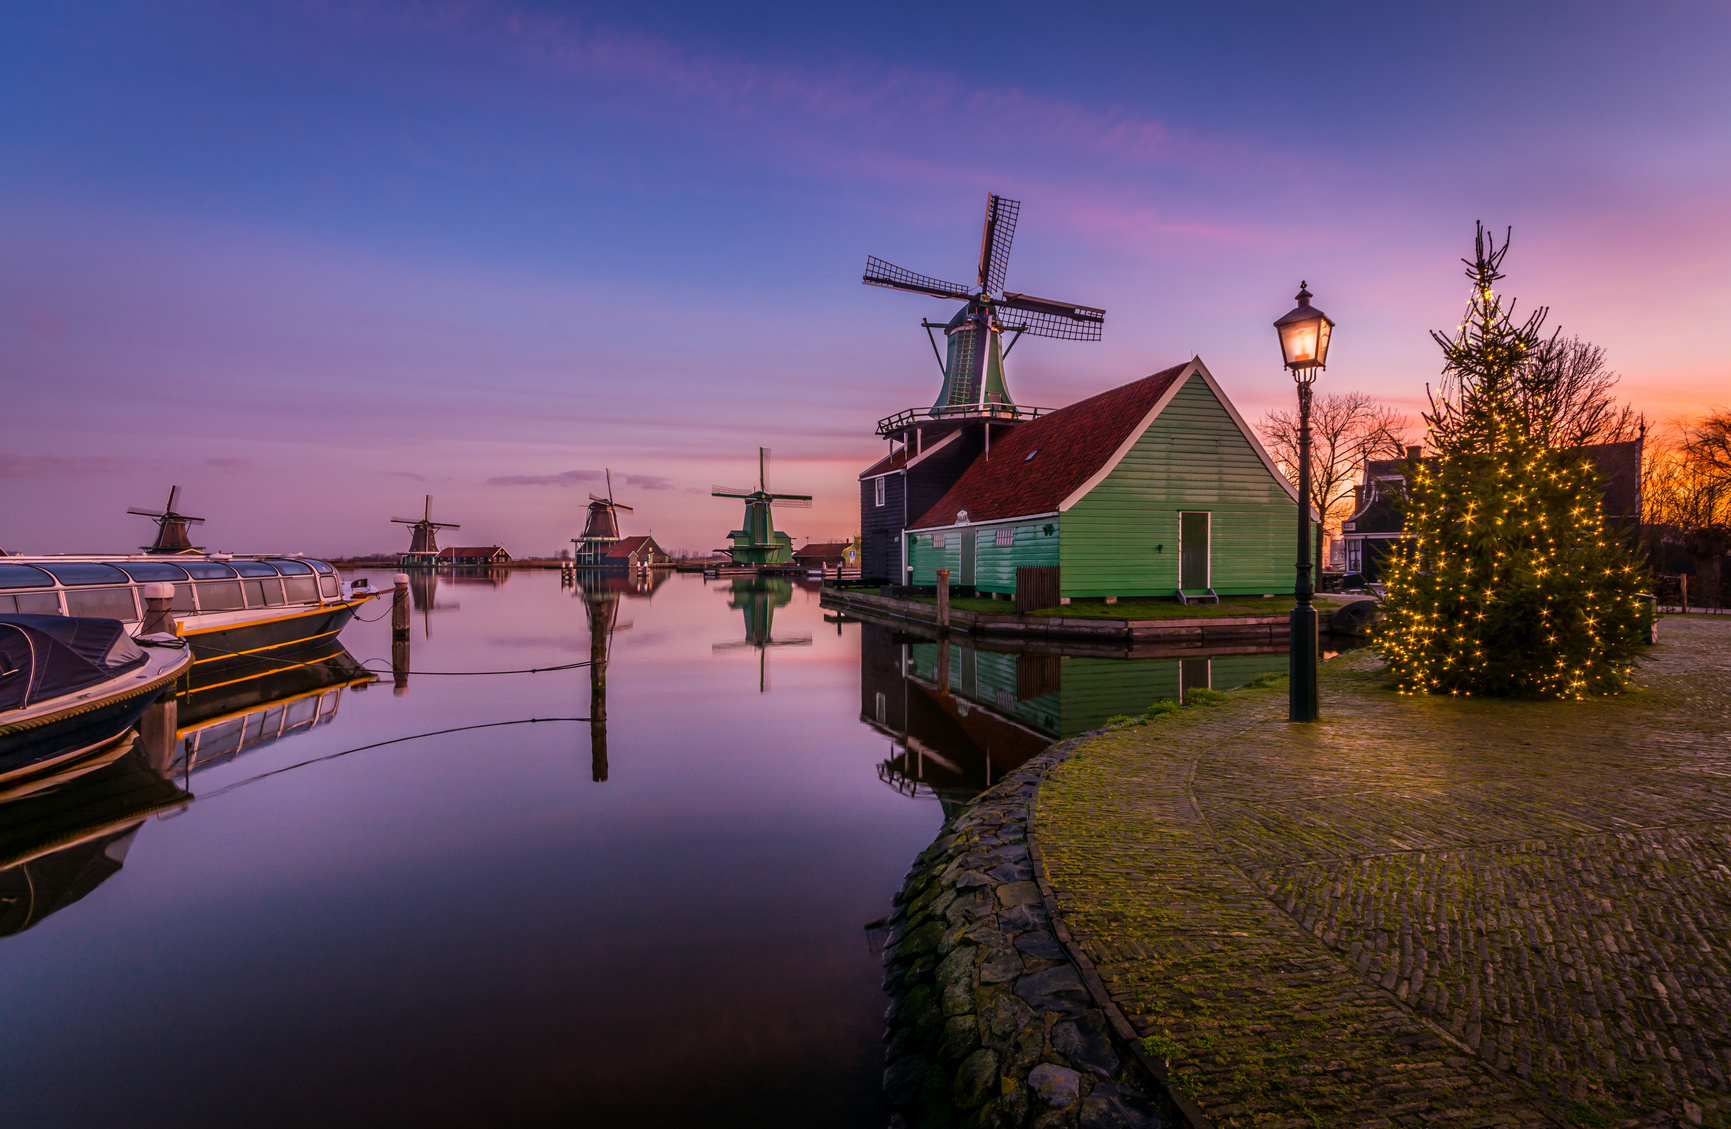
[{"left": 1273, "top": 282, "right": 1334, "bottom": 722}]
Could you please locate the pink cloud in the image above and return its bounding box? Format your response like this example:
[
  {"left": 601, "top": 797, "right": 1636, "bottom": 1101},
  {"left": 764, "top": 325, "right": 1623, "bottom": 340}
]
[{"left": 486, "top": 469, "right": 604, "bottom": 486}]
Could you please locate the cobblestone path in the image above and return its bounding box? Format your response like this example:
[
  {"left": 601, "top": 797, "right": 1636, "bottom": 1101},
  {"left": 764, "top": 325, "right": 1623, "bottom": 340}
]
[{"left": 1035, "top": 617, "right": 1731, "bottom": 1128}]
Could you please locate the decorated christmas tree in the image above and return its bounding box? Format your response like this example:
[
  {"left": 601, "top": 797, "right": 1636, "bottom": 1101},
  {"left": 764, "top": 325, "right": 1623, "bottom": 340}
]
[{"left": 1375, "top": 226, "right": 1646, "bottom": 697}]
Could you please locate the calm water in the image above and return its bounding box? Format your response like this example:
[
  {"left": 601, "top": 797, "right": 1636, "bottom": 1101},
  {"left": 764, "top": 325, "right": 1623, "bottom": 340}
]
[{"left": 0, "top": 570, "right": 1287, "bottom": 1127}]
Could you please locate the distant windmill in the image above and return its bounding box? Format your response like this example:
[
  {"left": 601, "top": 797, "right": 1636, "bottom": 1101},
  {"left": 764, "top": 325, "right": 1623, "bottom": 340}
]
[
  {"left": 574, "top": 470, "right": 634, "bottom": 569},
  {"left": 864, "top": 192, "right": 1106, "bottom": 413},
  {"left": 712, "top": 448, "right": 811, "bottom": 567},
  {"left": 128, "top": 485, "right": 205, "bottom": 554},
  {"left": 392, "top": 495, "right": 459, "bottom": 564}
]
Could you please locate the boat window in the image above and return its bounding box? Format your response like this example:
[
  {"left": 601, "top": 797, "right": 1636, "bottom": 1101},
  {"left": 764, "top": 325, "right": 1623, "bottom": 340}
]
[
  {"left": 244, "top": 579, "right": 285, "bottom": 607},
  {"left": 36, "top": 562, "right": 130, "bottom": 586},
  {"left": 183, "top": 562, "right": 239, "bottom": 579},
  {"left": 195, "top": 580, "right": 245, "bottom": 611},
  {"left": 0, "top": 564, "right": 55, "bottom": 589},
  {"left": 268, "top": 559, "right": 314, "bottom": 575},
  {"left": 318, "top": 575, "right": 340, "bottom": 599},
  {"left": 170, "top": 583, "right": 196, "bottom": 612},
  {"left": 306, "top": 559, "right": 335, "bottom": 575},
  {"left": 283, "top": 576, "right": 320, "bottom": 603},
  {"left": 64, "top": 586, "right": 140, "bottom": 622},
  {"left": 6, "top": 585, "right": 62, "bottom": 612},
  {"left": 116, "top": 562, "right": 191, "bottom": 582},
  {"left": 232, "top": 561, "right": 281, "bottom": 578}
]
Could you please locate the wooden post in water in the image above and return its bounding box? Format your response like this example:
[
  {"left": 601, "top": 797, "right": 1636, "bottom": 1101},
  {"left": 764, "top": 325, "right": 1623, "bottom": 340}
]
[
  {"left": 140, "top": 695, "right": 179, "bottom": 774},
  {"left": 591, "top": 605, "right": 608, "bottom": 782},
  {"left": 140, "top": 582, "right": 177, "bottom": 636},
  {"left": 392, "top": 573, "right": 410, "bottom": 695},
  {"left": 936, "top": 568, "right": 950, "bottom": 629}
]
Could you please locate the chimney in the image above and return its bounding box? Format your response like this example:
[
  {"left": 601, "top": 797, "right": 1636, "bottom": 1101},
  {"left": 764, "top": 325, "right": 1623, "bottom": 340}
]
[
  {"left": 1405, "top": 445, "right": 1422, "bottom": 461},
  {"left": 1352, "top": 485, "right": 1363, "bottom": 514}
]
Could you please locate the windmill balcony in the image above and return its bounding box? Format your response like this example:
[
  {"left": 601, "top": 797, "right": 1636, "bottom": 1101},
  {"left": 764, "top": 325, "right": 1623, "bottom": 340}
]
[{"left": 875, "top": 402, "right": 1054, "bottom": 438}]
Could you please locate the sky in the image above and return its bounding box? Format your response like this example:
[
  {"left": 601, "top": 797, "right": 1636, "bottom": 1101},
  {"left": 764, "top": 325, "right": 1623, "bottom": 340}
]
[{"left": 2, "top": 1, "right": 1727, "bottom": 557}]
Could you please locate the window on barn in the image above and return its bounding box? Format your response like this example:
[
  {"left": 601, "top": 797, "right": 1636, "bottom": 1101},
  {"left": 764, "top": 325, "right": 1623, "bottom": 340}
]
[
  {"left": 934, "top": 533, "right": 946, "bottom": 549},
  {"left": 994, "top": 528, "right": 1013, "bottom": 548},
  {"left": 874, "top": 477, "right": 885, "bottom": 507}
]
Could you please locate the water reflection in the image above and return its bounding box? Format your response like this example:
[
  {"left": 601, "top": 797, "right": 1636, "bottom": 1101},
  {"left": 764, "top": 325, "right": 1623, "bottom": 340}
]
[
  {"left": 712, "top": 577, "right": 812, "bottom": 691},
  {"left": 859, "top": 620, "right": 1288, "bottom": 815}
]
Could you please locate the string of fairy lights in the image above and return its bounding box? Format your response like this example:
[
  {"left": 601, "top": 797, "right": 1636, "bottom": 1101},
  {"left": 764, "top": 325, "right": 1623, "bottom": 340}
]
[{"left": 1375, "top": 244, "right": 1646, "bottom": 699}]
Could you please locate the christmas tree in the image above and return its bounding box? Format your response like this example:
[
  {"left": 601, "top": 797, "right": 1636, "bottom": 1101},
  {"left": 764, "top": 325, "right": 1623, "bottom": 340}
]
[{"left": 1375, "top": 225, "right": 1646, "bottom": 698}]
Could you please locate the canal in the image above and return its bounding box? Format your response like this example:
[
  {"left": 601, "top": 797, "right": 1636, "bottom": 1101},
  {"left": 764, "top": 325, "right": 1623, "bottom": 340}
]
[{"left": 0, "top": 570, "right": 1287, "bottom": 1127}]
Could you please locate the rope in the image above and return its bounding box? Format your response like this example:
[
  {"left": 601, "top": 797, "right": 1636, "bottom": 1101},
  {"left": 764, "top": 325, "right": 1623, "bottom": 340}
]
[{"left": 195, "top": 717, "right": 589, "bottom": 800}]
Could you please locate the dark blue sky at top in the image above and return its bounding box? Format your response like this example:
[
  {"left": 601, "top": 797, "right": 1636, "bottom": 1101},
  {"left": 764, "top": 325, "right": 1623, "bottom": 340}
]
[{"left": 1, "top": 1, "right": 1726, "bottom": 553}]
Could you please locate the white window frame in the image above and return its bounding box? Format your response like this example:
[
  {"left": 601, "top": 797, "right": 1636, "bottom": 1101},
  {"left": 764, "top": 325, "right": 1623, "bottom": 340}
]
[{"left": 874, "top": 477, "right": 885, "bottom": 507}]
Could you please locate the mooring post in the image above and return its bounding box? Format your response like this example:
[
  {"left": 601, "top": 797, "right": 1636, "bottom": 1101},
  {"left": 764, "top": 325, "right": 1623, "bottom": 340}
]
[
  {"left": 392, "top": 573, "right": 410, "bottom": 640},
  {"left": 936, "top": 568, "right": 950, "bottom": 629},
  {"left": 140, "top": 581, "right": 177, "bottom": 636},
  {"left": 140, "top": 695, "right": 179, "bottom": 774}
]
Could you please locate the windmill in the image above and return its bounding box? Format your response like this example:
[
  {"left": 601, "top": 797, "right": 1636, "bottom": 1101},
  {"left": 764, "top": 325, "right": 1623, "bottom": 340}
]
[
  {"left": 128, "top": 486, "right": 205, "bottom": 554},
  {"left": 573, "top": 470, "right": 634, "bottom": 569},
  {"left": 863, "top": 192, "right": 1106, "bottom": 415},
  {"left": 392, "top": 496, "right": 459, "bottom": 565},
  {"left": 712, "top": 448, "right": 811, "bottom": 567}
]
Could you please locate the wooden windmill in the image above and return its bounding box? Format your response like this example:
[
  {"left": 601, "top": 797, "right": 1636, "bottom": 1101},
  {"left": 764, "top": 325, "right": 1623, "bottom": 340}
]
[
  {"left": 574, "top": 470, "right": 634, "bottom": 569},
  {"left": 128, "top": 486, "right": 205, "bottom": 554},
  {"left": 392, "top": 496, "right": 459, "bottom": 567},
  {"left": 864, "top": 193, "right": 1107, "bottom": 414},
  {"left": 712, "top": 448, "right": 811, "bottom": 567}
]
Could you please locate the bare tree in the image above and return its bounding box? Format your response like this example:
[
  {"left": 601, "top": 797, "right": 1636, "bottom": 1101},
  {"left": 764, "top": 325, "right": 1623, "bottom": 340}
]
[
  {"left": 1645, "top": 412, "right": 1731, "bottom": 607},
  {"left": 1518, "top": 335, "right": 1642, "bottom": 448},
  {"left": 1260, "top": 392, "right": 1410, "bottom": 575}
]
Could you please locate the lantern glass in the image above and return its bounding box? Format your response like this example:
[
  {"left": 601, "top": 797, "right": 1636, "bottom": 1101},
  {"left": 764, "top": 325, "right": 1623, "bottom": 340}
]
[{"left": 1273, "top": 283, "right": 1334, "bottom": 373}]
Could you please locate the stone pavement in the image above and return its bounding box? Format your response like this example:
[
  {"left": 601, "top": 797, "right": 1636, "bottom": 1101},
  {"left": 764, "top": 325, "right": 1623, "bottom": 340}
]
[{"left": 1034, "top": 617, "right": 1731, "bottom": 1128}]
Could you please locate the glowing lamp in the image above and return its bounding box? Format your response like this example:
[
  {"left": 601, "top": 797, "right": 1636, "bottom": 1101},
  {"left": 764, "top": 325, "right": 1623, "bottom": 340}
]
[{"left": 1273, "top": 282, "right": 1334, "bottom": 379}]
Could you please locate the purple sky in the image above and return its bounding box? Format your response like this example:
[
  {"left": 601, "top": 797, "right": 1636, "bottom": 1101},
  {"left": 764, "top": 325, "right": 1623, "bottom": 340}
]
[{"left": 3, "top": 2, "right": 1727, "bottom": 556}]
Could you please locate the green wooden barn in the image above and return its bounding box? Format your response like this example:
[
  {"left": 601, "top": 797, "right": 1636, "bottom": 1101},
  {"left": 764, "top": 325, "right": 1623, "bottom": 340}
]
[{"left": 903, "top": 358, "right": 1311, "bottom": 601}]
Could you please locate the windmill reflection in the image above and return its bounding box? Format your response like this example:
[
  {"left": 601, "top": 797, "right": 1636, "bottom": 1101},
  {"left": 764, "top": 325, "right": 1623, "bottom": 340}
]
[
  {"left": 571, "top": 570, "right": 660, "bottom": 781},
  {"left": 712, "top": 578, "right": 811, "bottom": 693}
]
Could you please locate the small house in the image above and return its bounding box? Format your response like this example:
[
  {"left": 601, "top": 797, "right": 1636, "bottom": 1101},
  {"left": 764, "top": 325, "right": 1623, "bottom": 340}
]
[
  {"left": 436, "top": 546, "right": 512, "bottom": 567},
  {"left": 1340, "top": 438, "right": 1643, "bottom": 581},
  {"left": 793, "top": 539, "right": 862, "bottom": 570},
  {"left": 601, "top": 534, "right": 671, "bottom": 570},
  {"left": 903, "top": 358, "right": 1308, "bottom": 602}
]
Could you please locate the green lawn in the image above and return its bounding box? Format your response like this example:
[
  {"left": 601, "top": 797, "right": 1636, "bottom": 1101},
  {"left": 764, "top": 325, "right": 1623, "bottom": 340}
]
[{"left": 896, "top": 594, "right": 1292, "bottom": 619}]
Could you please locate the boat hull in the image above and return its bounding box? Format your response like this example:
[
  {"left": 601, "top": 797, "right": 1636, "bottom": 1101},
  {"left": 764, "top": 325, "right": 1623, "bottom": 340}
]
[
  {"left": 0, "top": 645, "right": 193, "bottom": 785},
  {"left": 182, "top": 601, "right": 365, "bottom": 693}
]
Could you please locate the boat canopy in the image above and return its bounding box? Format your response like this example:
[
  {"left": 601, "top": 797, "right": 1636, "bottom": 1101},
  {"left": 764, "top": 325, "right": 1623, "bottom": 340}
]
[{"left": 0, "top": 616, "right": 150, "bottom": 712}]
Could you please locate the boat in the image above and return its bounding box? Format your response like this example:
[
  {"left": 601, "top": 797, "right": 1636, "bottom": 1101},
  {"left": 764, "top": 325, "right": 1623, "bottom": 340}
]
[
  {"left": 0, "top": 554, "right": 375, "bottom": 692},
  {"left": 0, "top": 614, "right": 192, "bottom": 790}
]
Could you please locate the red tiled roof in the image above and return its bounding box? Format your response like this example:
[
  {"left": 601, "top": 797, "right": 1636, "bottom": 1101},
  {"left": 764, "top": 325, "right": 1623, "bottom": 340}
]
[
  {"left": 908, "top": 364, "right": 1190, "bottom": 529},
  {"left": 436, "top": 546, "right": 508, "bottom": 559},
  {"left": 793, "top": 542, "right": 852, "bottom": 559},
  {"left": 604, "top": 535, "right": 663, "bottom": 558}
]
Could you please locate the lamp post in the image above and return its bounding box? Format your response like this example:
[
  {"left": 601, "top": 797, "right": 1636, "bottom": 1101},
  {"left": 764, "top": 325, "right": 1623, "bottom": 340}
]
[{"left": 1273, "top": 282, "right": 1334, "bottom": 722}]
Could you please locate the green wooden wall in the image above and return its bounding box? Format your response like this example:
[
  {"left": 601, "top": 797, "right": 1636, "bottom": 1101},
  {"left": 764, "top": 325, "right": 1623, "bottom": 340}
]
[
  {"left": 1061, "top": 372, "right": 1299, "bottom": 598},
  {"left": 907, "top": 519, "right": 1059, "bottom": 592}
]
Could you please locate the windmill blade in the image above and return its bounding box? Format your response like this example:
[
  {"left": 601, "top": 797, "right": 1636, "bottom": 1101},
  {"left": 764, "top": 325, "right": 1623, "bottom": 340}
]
[
  {"left": 128, "top": 508, "right": 168, "bottom": 518},
  {"left": 183, "top": 516, "right": 207, "bottom": 525},
  {"left": 771, "top": 496, "right": 813, "bottom": 509},
  {"left": 391, "top": 517, "right": 422, "bottom": 524},
  {"left": 431, "top": 521, "right": 461, "bottom": 529},
  {"left": 165, "top": 485, "right": 181, "bottom": 512},
  {"left": 977, "top": 194, "right": 1020, "bottom": 295},
  {"left": 610, "top": 502, "right": 635, "bottom": 513},
  {"left": 863, "top": 256, "right": 972, "bottom": 302},
  {"left": 588, "top": 493, "right": 610, "bottom": 504},
  {"left": 712, "top": 486, "right": 755, "bottom": 498},
  {"left": 997, "top": 292, "right": 1106, "bottom": 342}
]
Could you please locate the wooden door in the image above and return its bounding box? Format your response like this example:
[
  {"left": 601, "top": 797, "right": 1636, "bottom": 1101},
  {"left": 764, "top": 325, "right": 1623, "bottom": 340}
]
[
  {"left": 1180, "top": 512, "right": 1210, "bottom": 589},
  {"left": 960, "top": 529, "right": 977, "bottom": 586}
]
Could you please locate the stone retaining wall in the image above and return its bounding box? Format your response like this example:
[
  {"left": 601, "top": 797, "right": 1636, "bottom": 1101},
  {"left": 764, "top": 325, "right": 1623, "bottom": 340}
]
[{"left": 880, "top": 736, "right": 1208, "bottom": 1129}]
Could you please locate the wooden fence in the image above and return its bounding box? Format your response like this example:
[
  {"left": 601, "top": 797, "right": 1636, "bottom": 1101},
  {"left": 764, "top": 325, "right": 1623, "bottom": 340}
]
[{"left": 1015, "top": 566, "right": 1060, "bottom": 615}]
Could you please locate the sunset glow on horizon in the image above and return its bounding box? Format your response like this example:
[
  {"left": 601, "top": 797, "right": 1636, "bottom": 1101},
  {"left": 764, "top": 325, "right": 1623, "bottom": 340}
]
[{"left": 3, "top": 2, "right": 1727, "bottom": 557}]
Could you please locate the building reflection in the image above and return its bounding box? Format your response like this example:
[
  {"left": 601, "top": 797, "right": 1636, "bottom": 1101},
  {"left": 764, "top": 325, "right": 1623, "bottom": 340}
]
[
  {"left": 858, "top": 619, "right": 1288, "bottom": 818},
  {"left": 712, "top": 578, "right": 811, "bottom": 693}
]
